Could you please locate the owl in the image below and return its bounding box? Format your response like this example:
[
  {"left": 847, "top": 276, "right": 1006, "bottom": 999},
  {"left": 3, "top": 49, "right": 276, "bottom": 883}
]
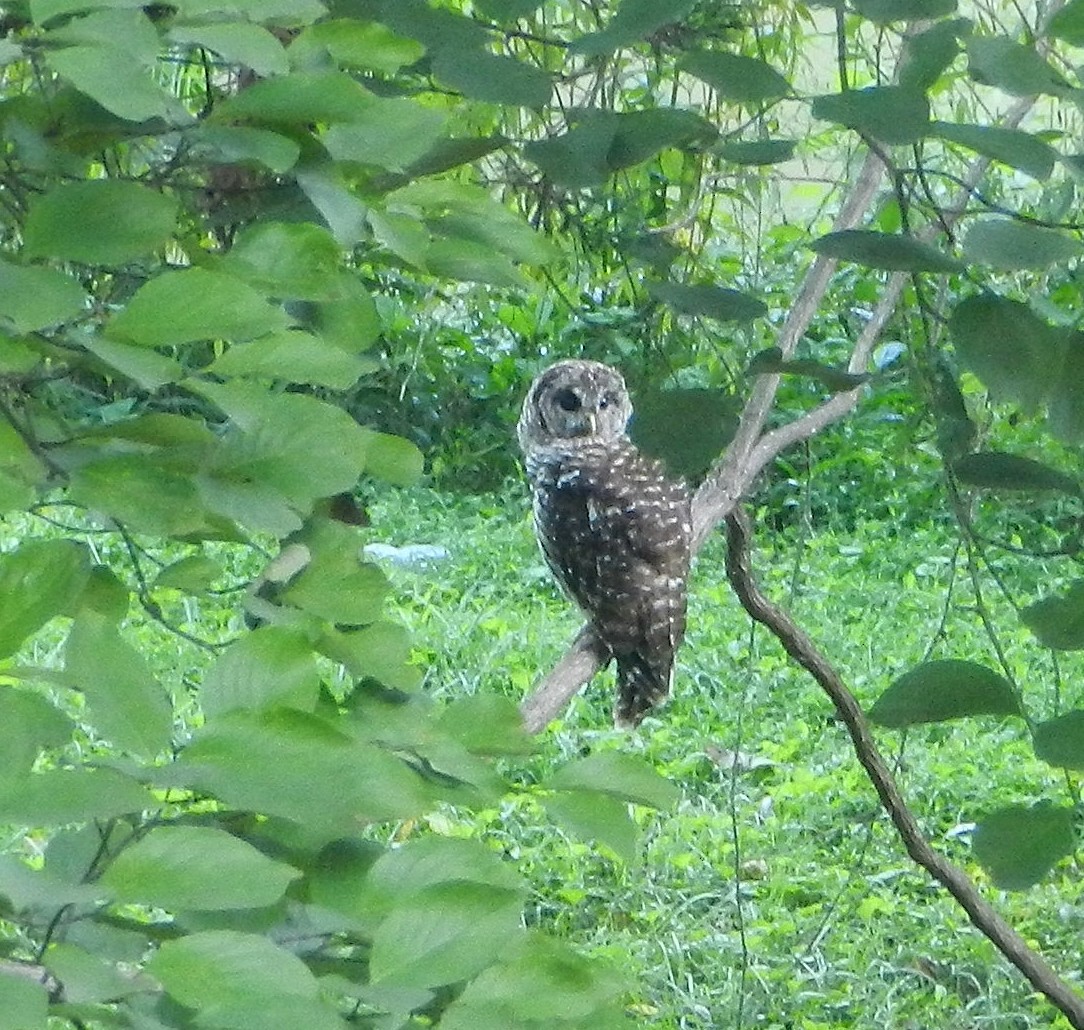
[{"left": 517, "top": 359, "right": 692, "bottom": 727}]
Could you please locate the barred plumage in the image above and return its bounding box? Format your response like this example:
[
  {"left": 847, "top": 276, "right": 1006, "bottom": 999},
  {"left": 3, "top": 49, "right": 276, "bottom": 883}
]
[{"left": 517, "top": 360, "right": 692, "bottom": 727}]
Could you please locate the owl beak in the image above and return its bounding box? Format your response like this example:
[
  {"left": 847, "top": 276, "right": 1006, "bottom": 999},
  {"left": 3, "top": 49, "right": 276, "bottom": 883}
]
[{"left": 585, "top": 413, "right": 597, "bottom": 435}]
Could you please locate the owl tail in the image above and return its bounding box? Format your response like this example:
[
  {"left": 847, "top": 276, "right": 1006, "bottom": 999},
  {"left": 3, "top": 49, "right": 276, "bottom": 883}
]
[{"left": 614, "top": 653, "right": 673, "bottom": 728}]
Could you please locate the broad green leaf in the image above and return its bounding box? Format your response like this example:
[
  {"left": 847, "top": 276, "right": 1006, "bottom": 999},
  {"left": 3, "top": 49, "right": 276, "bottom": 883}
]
[
  {"left": 547, "top": 751, "right": 679, "bottom": 808},
  {"left": 646, "top": 281, "right": 767, "bottom": 322},
  {"left": 48, "top": 45, "right": 181, "bottom": 122},
  {"left": 852, "top": 0, "right": 956, "bottom": 21},
  {"left": 153, "top": 555, "right": 223, "bottom": 595},
  {"left": 1034, "top": 710, "right": 1084, "bottom": 769},
  {"left": 962, "top": 218, "right": 1082, "bottom": 269},
  {"left": 45, "top": 7, "right": 158, "bottom": 62},
  {"left": 321, "top": 621, "right": 422, "bottom": 692},
  {"left": 432, "top": 48, "right": 551, "bottom": 107},
  {"left": 679, "top": 50, "right": 791, "bottom": 104},
  {"left": 953, "top": 452, "right": 1079, "bottom": 496},
  {"left": 210, "top": 330, "right": 371, "bottom": 389},
  {"left": 1022, "top": 582, "right": 1084, "bottom": 650},
  {"left": 0, "top": 768, "right": 155, "bottom": 826},
  {"left": 433, "top": 695, "right": 536, "bottom": 757},
  {"left": 900, "top": 18, "right": 971, "bottom": 92},
  {"left": 148, "top": 931, "right": 333, "bottom": 1019},
  {"left": 174, "top": 708, "right": 434, "bottom": 830},
  {"left": 606, "top": 108, "right": 716, "bottom": 168},
  {"left": 0, "top": 854, "right": 104, "bottom": 911},
  {"left": 542, "top": 790, "right": 639, "bottom": 863},
  {"left": 305, "top": 838, "right": 385, "bottom": 930},
  {"left": 370, "top": 881, "right": 523, "bottom": 988},
  {"left": 1049, "top": 332, "right": 1084, "bottom": 444},
  {"left": 309, "top": 275, "right": 381, "bottom": 352},
  {"left": 0, "top": 419, "right": 45, "bottom": 513},
  {"left": 109, "top": 268, "right": 290, "bottom": 347},
  {"left": 570, "top": 0, "right": 697, "bottom": 56},
  {"left": 0, "top": 971, "right": 47, "bottom": 1028},
  {"left": 474, "top": 0, "right": 544, "bottom": 17},
  {"left": 868, "top": 659, "right": 1021, "bottom": 727},
  {"left": 65, "top": 612, "right": 173, "bottom": 757},
  {"left": 1048, "top": 0, "right": 1084, "bottom": 46},
  {"left": 967, "top": 36, "right": 1069, "bottom": 96},
  {"left": 31, "top": 0, "right": 148, "bottom": 24},
  {"left": 404, "top": 135, "right": 509, "bottom": 180},
  {"left": 293, "top": 20, "right": 424, "bottom": 74},
  {"left": 812, "top": 86, "right": 930, "bottom": 144},
  {"left": 81, "top": 335, "right": 184, "bottom": 389},
  {"left": 221, "top": 222, "right": 343, "bottom": 301},
  {"left": 102, "top": 826, "right": 299, "bottom": 910},
  {"left": 211, "top": 70, "right": 375, "bottom": 125},
  {"left": 71, "top": 564, "right": 129, "bottom": 622},
  {"left": 67, "top": 454, "right": 217, "bottom": 538},
  {"left": 168, "top": 23, "right": 288, "bottom": 77},
  {"left": 362, "top": 431, "right": 424, "bottom": 487},
  {"left": 972, "top": 803, "right": 1075, "bottom": 889},
  {"left": 443, "top": 931, "right": 628, "bottom": 1028},
  {"left": 281, "top": 550, "right": 387, "bottom": 625},
  {"left": 0, "top": 690, "right": 73, "bottom": 776},
  {"left": 714, "top": 139, "right": 796, "bottom": 165},
  {"left": 187, "top": 124, "right": 301, "bottom": 173},
  {"left": 201, "top": 627, "right": 320, "bottom": 717},
  {"left": 295, "top": 164, "right": 369, "bottom": 246},
  {"left": 24, "top": 180, "right": 177, "bottom": 265},
  {"left": 322, "top": 98, "right": 447, "bottom": 171},
  {"left": 424, "top": 237, "right": 523, "bottom": 287},
  {"left": 631, "top": 387, "right": 738, "bottom": 481},
  {"left": 0, "top": 260, "right": 86, "bottom": 333},
  {"left": 0, "top": 539, "right": 90, "bottom": 660},
  {"left": 949, "top": 294, "right": 1064, "bottom": 409},
  {"left": 747, "top": 348, "right": 869, "bottom": 391},
  {"left": 44, "top": 943, "right": 150, "bottom": 1004},
  {"left": 810, "top": 230, "right": 960, "bottom": 271},
  {"left": 368, "top": 0, "right": 490, "bottom": 52},
  {"left": 172, "top": 0, "right": 325, "bottom": 23},
  {"left": 933, "top": 121, "right": 1055, "bottom": 180}
]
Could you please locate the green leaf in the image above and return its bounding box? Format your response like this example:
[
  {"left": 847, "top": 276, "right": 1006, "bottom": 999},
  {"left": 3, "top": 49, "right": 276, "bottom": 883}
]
[
  {"left": 0, "top": 768, "right": 155, "bottom": 826},
  {"left": 65, "top": 612, "right": 173, "bottom": 757},
  {"left": 0, "top": 970, "right": 48, "bottom": 1028},
  {"left": 362, "top": 431, "right": 424, "bottom": 487},
  {"left": 432, "top": 48, "right": 551, "bottom": 107},
  {"left": 73, "top": 564, "right": 130, "bottom": 622},
  {"left": 949, "top": 294, "right": 1064, "bottom": 409},
  {"left": 713, "top": 139, "right": 796, "bottom": 165},
  {"left": 967, "top": 35, "right": 1069, "bottom": 96},
  {"left": 221, "top": 222, "right": 343, "bottom": 301},
  {"left": 679, "top": 50, "right": 792, "bottom": 104},
  {"left": 24, "top": 180, "right": 177, "bottom": 265},
  {"left": 168, "top": 23, "right": 288, "bottom": 77},
  {"left": 210, "top": 330, "right": 371, "bottom": 389},
  {"left": 1048, "top": 0, "right": 1084, "bottom": 46},
  {"left": 900, "top": 18, "right": 970, "bottom": 92},
  {"left": 646, "top": 281, "right": 767, "bottom": 322},
  {"left": 0, "top": 419, "right": 45, "bottom": 513},
  {"left": 201, "top": 627, "right": 320, "bottom": 718},
  {"left": 44, "top": 943, "right": 150, "bottom": 1005},
  {"left": 153, "top": 554, "right": 223, "bottom": 595},
  {"left": 109, "top": 268, "right": 290, "bottom": 347},
  {"left": 433, "top": 695, "right": 536, "bottom": 757},
  {"left": 852, "top": 0, "right": 957, "bottom": 21},
  {"left": 810, "top": 230, "right": 960, "bottom": 271},
  {"left": 1022, "top": 582, "right": 1084, "bottom": 651},
  {"left": 295, "top": 164, "right": 369, "bottom": 247},
  {"left": 322, "top": 97, "right": 448, "bottom": 172},
  {"left": 280, "top": 550, "right": 388, "bottom": 625},
  {"left": 293, "top": 19, "right": 424, "bottom": 75},
  {"left": 0, "top": 259, "right": 86, "bottom": 334},
  {"left": 46, "top": 8, "right": 159, "bottom": 63},
  {"left": 547, "top": 751, "right": 680, "bottom": 808},
  {"left": 0, "top": 690, "right": 73, "bottom": 777},
  {"left": 630, "top": 387, "right": 737, "bottom": 481},
  {"left": 48, "top": 45, "right": 182, "bottom": 122},
  {"left": 321, "top": 620, "right": 421, "bottom": 692},
  {"left": 569, "top": 0, "right": 697, "bottom": 56},
  {"left": 174, "top": 708, "right": 434, "bottom": 831},
  {"left": 474, "top": 0, "right": 544, "bottom": 17},
  {"left": 962, "top": 218, "right": 1082, "bottom": 269},
  {"left": 542, "top": 790, "right": 639, "bottom": 863},
  {"left": 102, "top": 826, "right": 299, "bottom": 910},
  {"left": 211, "top": 70, "right": 375, "bottom": 125},
  {"left": 370, "top": 881, "right": 523, "bottom": 988},
  {"left": 148, "top": 930, "right": 340, "bottom": 1027},
  {"left": 933, "top": 121, "right": 1055, "bottom": 180},
  {"left": 812, "top": 86, "right": 930, "bottom": 144},
  {"left": 81, "top": 335, "right": 184, "bottom": 389},
  {"left": 0, "top": 539, "right": 90, "bottom": 660},
  {"left": 186, "top": 124, "right": 301, "bottom": 174},
  {"left": 953, "top": 452, "right": 1079, "bottom": 496},
  {"left": 1049, "top": 332, "right": 1084, "bottom": 445},
  {"left": 1034, "top": 709, "right": 1084, "bottom": 769},
  {"left": 972, "top": 803, "right": 1075, "bottom": 889},
  {"left": 0, "top": 853, "right": 103, "bottom": 911},
  {"left": 868, "top": 659, "right": 1021, "bottom": 727}
]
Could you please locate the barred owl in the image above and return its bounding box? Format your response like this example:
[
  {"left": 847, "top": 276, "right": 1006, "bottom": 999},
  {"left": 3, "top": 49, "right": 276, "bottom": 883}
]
[{"left": 517, "top": 359, "right": 692, "bottom": 727}]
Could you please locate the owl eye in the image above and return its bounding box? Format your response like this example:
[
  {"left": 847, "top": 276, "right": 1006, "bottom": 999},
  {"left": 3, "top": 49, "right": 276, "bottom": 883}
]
[
  {"left": 599, "top": 392, "right": 619, "bottom": 410},
  {"left": 554, "top": 388, "right": 582, "bottom": 412}
]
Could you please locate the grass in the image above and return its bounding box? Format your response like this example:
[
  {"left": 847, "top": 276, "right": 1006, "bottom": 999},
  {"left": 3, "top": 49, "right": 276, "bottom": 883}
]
[{"left": 369, "top": 483, "right": 1083, "bottom": 1030}]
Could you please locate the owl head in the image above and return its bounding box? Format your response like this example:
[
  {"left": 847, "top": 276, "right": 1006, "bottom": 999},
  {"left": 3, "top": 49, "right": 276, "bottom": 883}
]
[{"left": 518, "top": 359, "right": 633, "bottom": 450}]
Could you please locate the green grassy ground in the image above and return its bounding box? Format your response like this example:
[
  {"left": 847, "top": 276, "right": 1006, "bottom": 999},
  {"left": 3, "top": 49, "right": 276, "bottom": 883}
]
[{"left": 370, "top": 484, "right": 1082, "bottom": 1030}]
